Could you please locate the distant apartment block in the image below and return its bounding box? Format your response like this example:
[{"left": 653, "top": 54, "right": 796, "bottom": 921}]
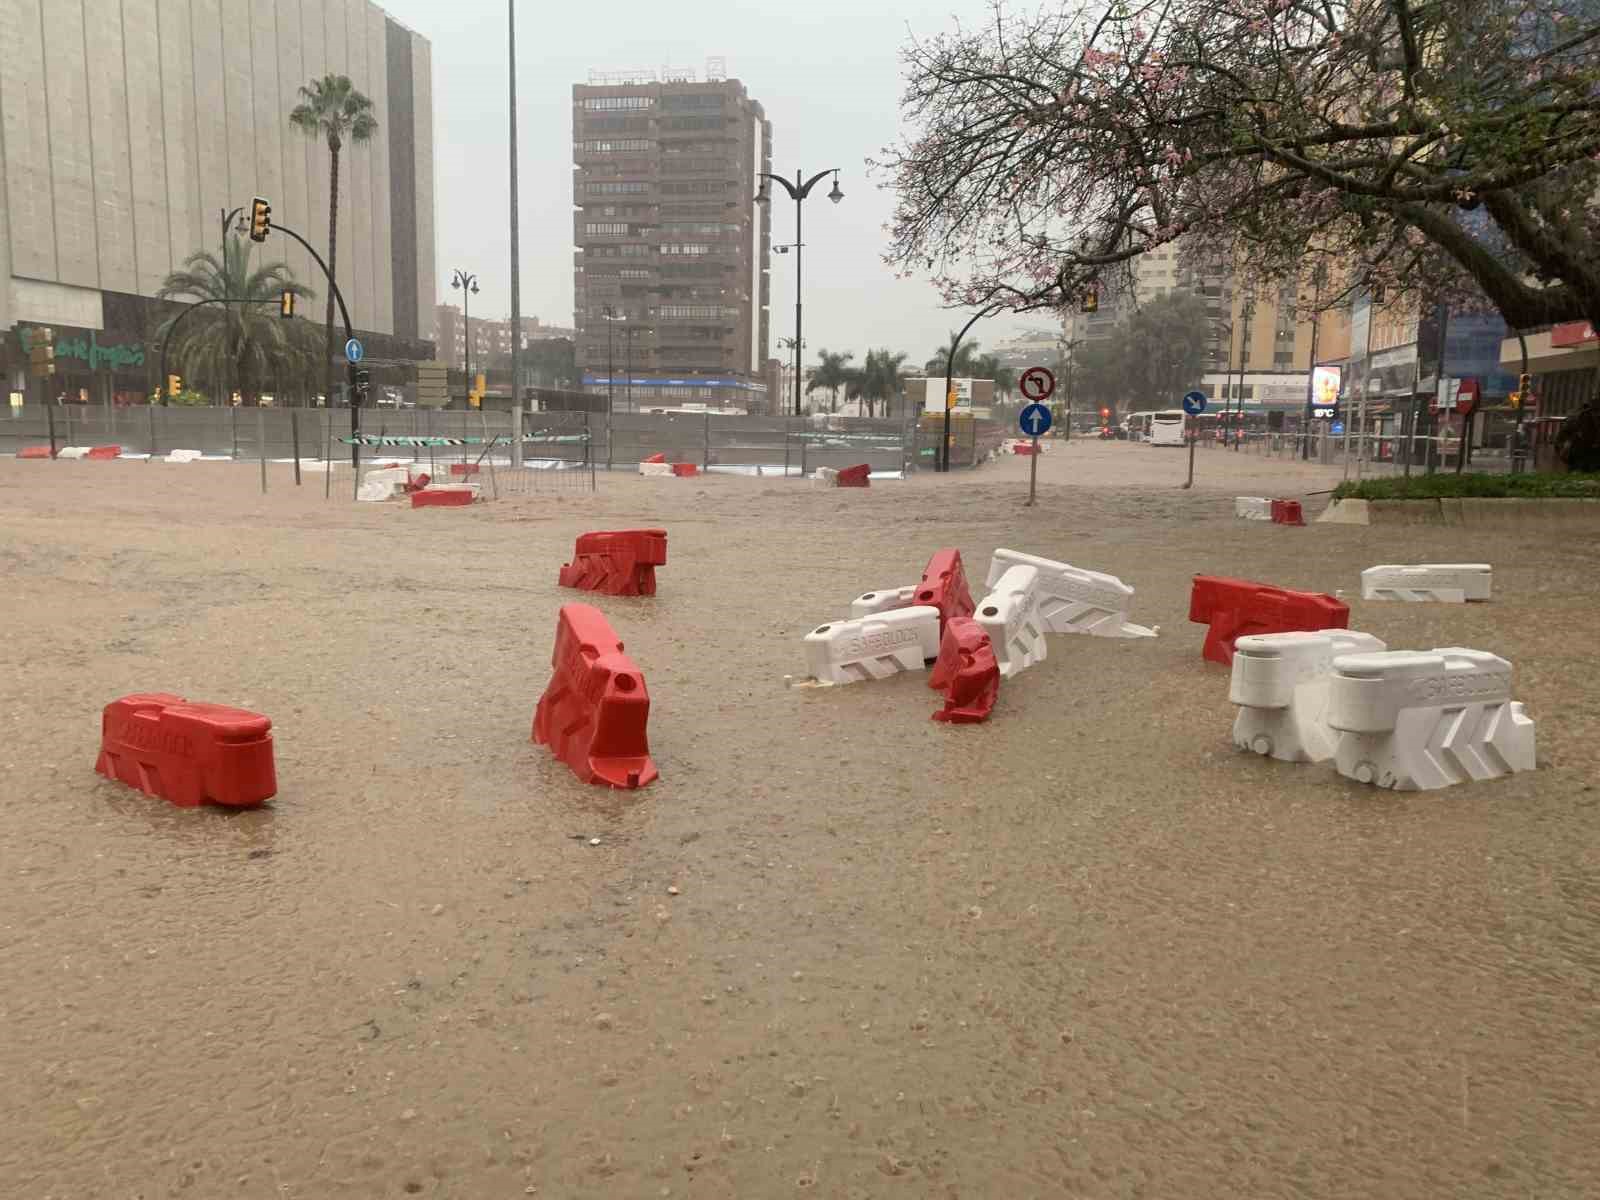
[{"left": 572, "top": 68, "right": 772, "bottom": 409}]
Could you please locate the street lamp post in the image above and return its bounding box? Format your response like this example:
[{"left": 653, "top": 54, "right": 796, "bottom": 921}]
[
  {"left": 777, "top": 335, "right": 804, "bottom": 414},
  {"left": 601, "top": 304, "right": 624, "bottom": 416},
  {"left": 450, "top": 269, "right": 479, "bottom": 407},
  {"left": 758, "top": 169, "right": 843, "bottom": 417}
]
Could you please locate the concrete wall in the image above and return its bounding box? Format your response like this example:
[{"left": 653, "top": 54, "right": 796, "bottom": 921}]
[{"left": 0, "top": 0, "right": 434, "bottom": 340}]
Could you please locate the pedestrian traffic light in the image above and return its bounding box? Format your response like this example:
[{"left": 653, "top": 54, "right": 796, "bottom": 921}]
[
  {"left": 279, "top": 290, "right": 295, "bottom": 318},
  {"left": 167, "top": 374, "right": 181, "bottom": 397},
  {"left": 1519, "top": 373, "right": 1532, "bottom": 395},
  {"left": 249, "top": 196, "right": 271, "bottom": 243},
  {"left": 1081, "top": 288, "right": 1099, "bottom": 314}
]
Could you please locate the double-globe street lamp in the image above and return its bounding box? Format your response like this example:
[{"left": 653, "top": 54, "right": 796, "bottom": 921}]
[
  {"left": 758, "top": 169, "right": 843, "bottom": 417},
  {"left": 450, "top": 268, "right": 479, "bottom": 407}
]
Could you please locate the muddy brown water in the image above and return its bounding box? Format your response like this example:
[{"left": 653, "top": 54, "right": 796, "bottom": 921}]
[{"left": 2, "top": 444, "right": 1597, "bottom": 1198}]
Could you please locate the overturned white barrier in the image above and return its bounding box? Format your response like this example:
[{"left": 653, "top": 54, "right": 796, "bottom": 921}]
[
  {"left": 1361, "top": 563, "right": 1492, "bottom": 603},
  {"left": 638, "top": 461, "right": 674, "bottom": 477},
  {"left": 1230, "top": 630, "right": 1388, "bottom": 762},
  {"left": 1326, "top": 647, "right": 1535, "bottom": 790},
  {"left": 985, "top": 549, "right": 1156, "bottom": 638},
  {"left": 1234, "top": 496, "right": 1272, "bottom": 521},
  {"left": 850, "top": 584, "right": 917, "bottom": 619},
  {"left": 811, "top": 467, "right": 839, "bottom": 488},
  {"left": 357, "top": 466, "right": 426, "bottom": 502},
  {"left": 802, "top": 606, "right": 941, "bottom": 685},
  {"left": 164, "top": 449, "right": 203, "bottom": 463},
  {"left": 56, "top": 446, "right": 91, "bottom": 460},
  {"left": 974, "top": 564, "right": 1047, "bottom": 677}
]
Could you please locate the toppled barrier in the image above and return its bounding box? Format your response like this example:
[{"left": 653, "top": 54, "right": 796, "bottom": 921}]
[
  {"left": 559, "top": 528, "right": 668, "bottom": 597},
  {"left": 1189, "top": 575, "right": 1349, "bottom": 666},
  {"left": 165, "top": 449, "right": 203, "bottom": 464},
  {"left": 927, "top": 616, "right": 1000, "bottom": 723},
  {"left": 850, "top": 584, "right": 917, "bottom": 619},
  {"left": 913, "top": 548, "right": 976, "bottom": 634},
  {"left": 359, "top": 465, "right": 430, "bottom": 502},
  {"left": 975, "top": 564, "right": 1047, "bottom": 677},
  {"left": 985, "top": 549, "right": 1156, "bottom": 638},
  {"left": 1235, "top": 497, "right": 1272, "bottom": 520},
  {"left": 95, "top": 693, "right": 276, "bottom": 808},
  {"left": 17, "top": 445, "right": 53, "bottom": 459},
  {"left": 533, "top": 603, "right": 658, "bottom": 789},
  {"left": 639, "top": 461, "right": 674, "bottom": 477},
  {"left": 56, "top": 446, "right": 91, "bottom": 460},
  {"left": 802, "top": 606, "right": 940, "bottom": 685},
  {"left": 672, "top": 462, "right": 699, "bottom": 477},
  {"left": 1326, "top": 647, "right": 1535, "bottom": 790},
  {"left": 1230, "top": 630, "right": 1388, "bottom": 762},
  {"left": 1270, "top": 499, "right": 1306, "bottom": 526},
  {"left": 410, "top": 485, "right": 477, "bottom": 507},
  {"left": 86, "top": 445, "right": 122, "bottom": 460},
  {"left": 1361, "top": 563, "right": 1492, "bottom": 603},
  {"left": 836, "top": 464, "right": 870, "bottom": 488},
  {"left": 811, "top": 467, "right": 839, "bottom": 488},
  {"left": 643, "top": 452, "right": 667, "bottom": 464}
]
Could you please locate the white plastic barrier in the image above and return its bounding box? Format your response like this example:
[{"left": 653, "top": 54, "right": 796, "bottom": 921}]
[
  {"left": 850, "top": 584, "right": 916, "bottom": 619},
  {"left": 357, "top": 466, "right": 418, "bottom": 502},
  {"left": 985, "top": 549, "right": 1156, "bottom": 638},
  {"left": 1326, "top": 647, "right": 1536, "bottom": 790},
  {"left": 638, "top": 461, "right": 674, "bottom": 477},
  {"left": 974, "top": 564, "right": 1047, "bottom": 677},
  {"left": 1234, "top": 496, "right": 1273, "bottom": 520},
  {"left": 165, "top": 449, "right": 203, "bottom": 463},
  {"left": 802, "top": 606, "right": 941, "bottom": 685},
  {"left": 1361, "top": 563, "right": 1492, "bottom": 603},
  {"left": 1230, "top": 630, "right": 1388, "bottom": 762},
  {"left": 811, "top": 467, "right": 839, "bottom": 487},
  {"left": 56, "top": 446, "right": 91, "bottom": 460}
]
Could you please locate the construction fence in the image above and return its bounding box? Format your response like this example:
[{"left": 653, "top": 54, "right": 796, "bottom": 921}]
[{"left": 1, "top": 405, "right": 1006, "bottom": 493}]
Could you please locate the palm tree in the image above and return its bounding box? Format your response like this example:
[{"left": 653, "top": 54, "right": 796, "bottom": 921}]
[
  {"left": 156, "top": 237, "right": 317, "bottom": 405},
  {"left": 290, "top": 75, "right": 378, "bottom": 407},
  {"left": 926, "top": 335, "right": 983, "bottom": 378},
  {"left": 806, "top": 349, "right": 855, "bottom": 412},
  {"left": 974, "top": 353, "right": 1018, "bottom": 403},
  {"left": 859, "top": 348, "right": 909, "bottom": 418}
]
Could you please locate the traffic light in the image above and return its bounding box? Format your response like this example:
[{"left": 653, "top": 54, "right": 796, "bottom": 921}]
[
  {"left": 946, "top": 387, "right": 958, "bottom": 410},
  {"left": 249, "top": 196, "right": 271, "bottom": 243},
  {"left": 279, "top": 290, "right": 295, "bottom": 318},
  {"left": 1080, "top": 288, "right": 1099, "bottom": 314},
  {"left": 1100, "top": 407, "right": 1110, "bottom": 418},
  {"left": 1508, "top": 391, "right": 1522, "bottom": 410},
  {"left": 167, "top": 374, "right": 182, "bottom": 397},
  {"left": 353, "top": 367, "right": 371, "bottom": 398}
]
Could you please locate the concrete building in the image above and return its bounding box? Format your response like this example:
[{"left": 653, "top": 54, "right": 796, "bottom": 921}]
[
  {"left": 1, "top": 0, "right": 436, "bottom": 402},
  {"left": 435, "top": 304, "right": 574, "bottom": 372},
  {"left": 572, "top": 67, "right": 772, "bottom": 411}
]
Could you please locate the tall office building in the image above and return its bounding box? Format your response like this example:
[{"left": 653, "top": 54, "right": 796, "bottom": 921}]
[
  {"left": 572, "top": 68, "right": 771, "bottom": 410},
  {"left": 1, "top": 0, "right": 436, "bottom": 401}
]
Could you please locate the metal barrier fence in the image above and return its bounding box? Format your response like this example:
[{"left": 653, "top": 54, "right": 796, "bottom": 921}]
[{"left": 2, "top": 405, "right": 988, "bottom": 483}]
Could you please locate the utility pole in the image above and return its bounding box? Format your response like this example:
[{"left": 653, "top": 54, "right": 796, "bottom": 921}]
[{"left": 507, "top": 0, "right": 522, "bottom": 431}]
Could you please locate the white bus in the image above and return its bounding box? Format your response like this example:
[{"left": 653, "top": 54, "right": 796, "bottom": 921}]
[{"left": 1149, "top": 409, "right": 1187, "bottom": 446}]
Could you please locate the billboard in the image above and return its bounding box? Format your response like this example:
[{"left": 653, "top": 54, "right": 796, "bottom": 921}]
[{"left": 1310, "top": 365, "right": 1341, "bottom": 419}]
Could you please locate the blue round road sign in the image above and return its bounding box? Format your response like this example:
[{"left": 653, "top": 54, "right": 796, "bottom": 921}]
[
  {"left": 1019, "top": 403, "right": 1053, "bottom": 437},
  {"left": 345, "top": 337, "right": 364, "bottom": 364},
  {"left": 1182, "top": 390, "right": 1207, "bottom": 415}
]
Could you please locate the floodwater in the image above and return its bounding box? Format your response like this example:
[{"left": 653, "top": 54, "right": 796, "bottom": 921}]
[{"left": 2, "top": 443, "right": 1597, "bottom": 1198}]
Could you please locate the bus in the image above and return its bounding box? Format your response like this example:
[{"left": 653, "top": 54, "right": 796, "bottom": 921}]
[{"left": 1149, "top": 409, "right": 1186, "bottom": 446}]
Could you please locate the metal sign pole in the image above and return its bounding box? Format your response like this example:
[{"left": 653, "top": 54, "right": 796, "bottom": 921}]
[{"left": 1026, "top": 435, "right": 1040, "bottom": 506}]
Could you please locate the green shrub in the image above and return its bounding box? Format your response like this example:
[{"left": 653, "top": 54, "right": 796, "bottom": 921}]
[{"left": 1330, "top": 472, "right": 1600, "bottom": 501}]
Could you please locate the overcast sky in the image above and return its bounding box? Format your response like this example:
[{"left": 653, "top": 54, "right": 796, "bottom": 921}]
[{"left": 376, "top": 0, "right": 1055, "bottom": 366}]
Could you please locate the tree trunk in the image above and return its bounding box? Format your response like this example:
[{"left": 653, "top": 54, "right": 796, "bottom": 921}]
[{"left": 323, "top": 139, "right": 342, "bottom": 409}]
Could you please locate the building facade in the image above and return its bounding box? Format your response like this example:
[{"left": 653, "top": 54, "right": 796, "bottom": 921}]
[
  {"left": 572, "top": 70, "right": 771, "bottom": 410},
  {"left": 435, "top": 304, "right": 574, "bottom": 374},
  {"left": 1, "top": 0, "right": 436, "bottom": 403}
]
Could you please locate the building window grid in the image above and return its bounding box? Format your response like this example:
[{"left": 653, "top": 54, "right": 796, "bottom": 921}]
[
  {"left": 577, "top": 138, "right": 653, "bottom": 153},
  {"left": 580, "top": 95, "right": 655, "bottom": 110}
]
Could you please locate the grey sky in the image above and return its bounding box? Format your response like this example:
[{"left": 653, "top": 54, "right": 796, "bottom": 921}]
[{"left": 376, "top": 0, "right": 1052, "bottom": 366}]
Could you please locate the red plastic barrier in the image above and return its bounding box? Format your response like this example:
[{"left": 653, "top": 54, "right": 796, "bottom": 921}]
[
  {"left": 411, "top": 486, "right": 474, "bottom": 507},
  {"left": 1012, "top": 442, "right": 1038, "bottom": 455},
  {"left": 1188, "top": 575, "right": 1348, "bottom": 665},
  {"left": 95, "top": 693, "right": 276, "bottom": 808},
  {"left": 643, "top": 452, "right": 667, "bottom": 464},
  {"left": 86, "top": 445, "right": 122, "bottom": 460},
  {"left": 837, "top": 464, "right": 871, "bottom": 487},
  {"left": 448, "top": 463, "right": 480, "bottom": 477},
  {"left": 533, "top": 603, "right": 658, "bottom": 788},
  {"left": 1271, "top": 498, "right": 1305, "bottom": 526},
  {"left": 406, "top": 472, "right": 431, "bottom": 491},
  {"left": 671, "top": 462, "right": 699, "bottom": 477},
  {"left": 17, "top": 446, "right": 53, "bottom": 459},
  {"left": 914, "top": 547, "right": 976, "bottom": 634},
  {"left": 927, "top": 616, "right": 999, "bottom": 723},
  {"left": 559, "top": 528, "right": 667, "bottom": 597}
]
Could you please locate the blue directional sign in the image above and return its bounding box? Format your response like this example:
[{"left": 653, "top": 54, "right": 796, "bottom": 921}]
[
  {"left": 1182, "top": 390, "right": 1208, "bottom": 415},
  {"left": 345, "top": 337, "right": 364, "bottom": 364},
  {"left": 1019, "top": 403, "right": 1053, "bottom": 437}
]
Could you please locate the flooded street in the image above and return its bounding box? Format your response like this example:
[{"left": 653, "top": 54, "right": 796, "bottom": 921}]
[{"left": 3, "top": 442, "right": 1598, "bottom": 1198}]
